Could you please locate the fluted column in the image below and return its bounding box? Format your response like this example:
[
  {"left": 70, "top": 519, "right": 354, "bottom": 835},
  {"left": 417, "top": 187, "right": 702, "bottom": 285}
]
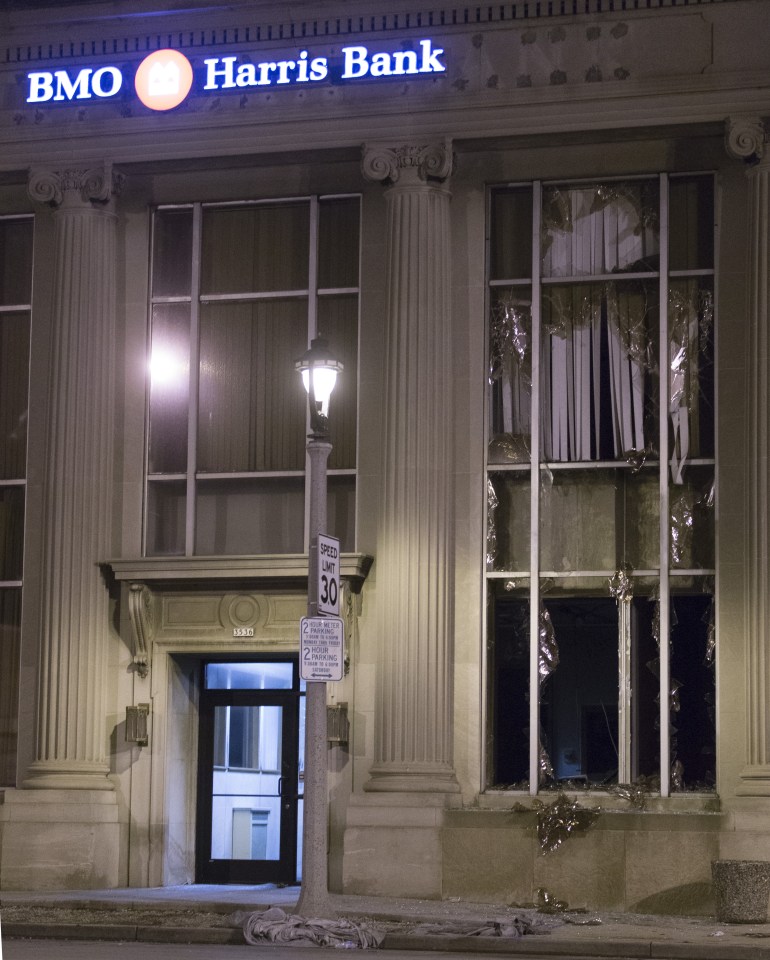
[
  {"left": 362, "top": 141, "right": 459, "bottom": 793},
  {"left": 25, "top": 164, "right": 120, "bottom": 790},
  {"left": 726, "top": 118, "right": 770, "bottom": 795}
]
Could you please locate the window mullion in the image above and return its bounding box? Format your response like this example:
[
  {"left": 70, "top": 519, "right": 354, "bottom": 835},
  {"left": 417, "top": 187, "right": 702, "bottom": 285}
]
[
  {"left": 529, "top": 181, "right": 542, "bottom": 797},
  {"left": 186, "top": 203, "right": 203, "bottom": 557},
  {"left": 303, "top": 198, "right": 320, "bottom": 553},
  {"left": 618, "top": 596, "right": 632, "bottom": 783},
  {"left": 659, "top": 173, "right": 671, "bottom": 797}
]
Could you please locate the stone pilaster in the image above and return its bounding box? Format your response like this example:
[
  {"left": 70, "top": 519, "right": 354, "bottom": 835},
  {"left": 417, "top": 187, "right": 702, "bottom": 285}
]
[
  {"left": 725, "top": 119, "right": 770, "bottom": 795},
  {"left": 362, "top": 141, "right": 459, "bottom": 794},
  {"left": 24, "top": 163, "right": 121, "bottom": 790}
]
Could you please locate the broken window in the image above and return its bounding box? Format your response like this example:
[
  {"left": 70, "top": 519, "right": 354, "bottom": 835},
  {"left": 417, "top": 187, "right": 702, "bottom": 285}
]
[{"left": 486, "top": 175, "right": 716, "bottom": 795}]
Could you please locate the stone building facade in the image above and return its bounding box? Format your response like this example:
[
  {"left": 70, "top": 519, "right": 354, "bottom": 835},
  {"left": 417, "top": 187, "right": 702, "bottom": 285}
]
[{"left": 0, "top": 0, "right": 769, "bottom": 913}]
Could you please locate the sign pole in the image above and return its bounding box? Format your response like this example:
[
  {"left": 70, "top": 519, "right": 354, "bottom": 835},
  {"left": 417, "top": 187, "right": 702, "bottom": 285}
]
[{"left": 296, "top": 435, "right": 334, "bottom": 918}]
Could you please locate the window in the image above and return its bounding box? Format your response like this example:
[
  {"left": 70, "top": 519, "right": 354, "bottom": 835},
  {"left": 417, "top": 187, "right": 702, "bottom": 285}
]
[
  {"left": 145, "top": 196, "right": 359, "bottom": 556},
  {"left": 0, "top": 215, "right": 32, "bottom": 786},
  {"left": 486, "top": 175, "right": 715, "bottom": 795}
]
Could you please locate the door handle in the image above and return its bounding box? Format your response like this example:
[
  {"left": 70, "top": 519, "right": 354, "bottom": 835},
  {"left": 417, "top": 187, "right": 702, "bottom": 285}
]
[{"left": 277, "top": 776, "right": 283, "bottom": 796}]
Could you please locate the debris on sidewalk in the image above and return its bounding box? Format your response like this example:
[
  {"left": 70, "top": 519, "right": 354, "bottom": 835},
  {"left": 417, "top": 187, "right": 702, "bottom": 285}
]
[
  {"left": 407, "top": 915, "right": 535, "bottom": 939},
  {"left": 237, "top": 906, "right": 383, "bottom": 949}
]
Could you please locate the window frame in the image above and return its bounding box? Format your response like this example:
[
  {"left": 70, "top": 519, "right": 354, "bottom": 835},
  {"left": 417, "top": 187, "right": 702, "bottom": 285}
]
[
  {"left": 0, "top": 212, "right": 34, "bottom": 788},
  {"left": 483, "top": 172, "right": 718, "bottom": 798},
  {"left": 144, "top": 194, "right": 361, "bottom": 558}
]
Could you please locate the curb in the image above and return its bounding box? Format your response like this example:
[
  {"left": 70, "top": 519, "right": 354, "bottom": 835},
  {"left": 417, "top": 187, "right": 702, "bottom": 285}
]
[
  {"left": 5, "top": 923, "right": 770, "bottom": 958},
  {"left": 1, "top": 922, "right": 245, "bottom": 945}
]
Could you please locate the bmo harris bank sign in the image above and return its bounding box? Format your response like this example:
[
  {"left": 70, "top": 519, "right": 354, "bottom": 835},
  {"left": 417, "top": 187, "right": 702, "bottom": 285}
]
[{"left": 26, "top": 39, "right": 446, "bottom": 111}]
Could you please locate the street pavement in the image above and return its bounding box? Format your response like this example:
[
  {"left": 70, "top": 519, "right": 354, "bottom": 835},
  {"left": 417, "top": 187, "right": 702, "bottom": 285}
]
[{"left": 3, "top": 884, "right": 770, "bottom": 959}]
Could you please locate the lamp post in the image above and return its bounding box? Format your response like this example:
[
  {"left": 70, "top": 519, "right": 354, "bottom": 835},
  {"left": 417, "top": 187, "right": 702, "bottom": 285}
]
[{"left": 295, "top": 336, "right": 343, "bottom": 918}]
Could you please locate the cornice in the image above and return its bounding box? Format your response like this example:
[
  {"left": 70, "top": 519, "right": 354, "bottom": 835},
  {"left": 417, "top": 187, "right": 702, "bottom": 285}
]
[{"left": 1, "top": 0, "right": 749, "bottom": 66}]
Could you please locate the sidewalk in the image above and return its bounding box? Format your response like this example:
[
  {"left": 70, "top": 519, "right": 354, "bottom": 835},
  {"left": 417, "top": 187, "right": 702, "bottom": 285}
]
[{"left": 2, "top": 884, "right": 770, "bottom": 957}]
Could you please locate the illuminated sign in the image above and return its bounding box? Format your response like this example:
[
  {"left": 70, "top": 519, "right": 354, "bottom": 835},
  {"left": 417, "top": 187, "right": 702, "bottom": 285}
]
[
  {"left": 25, "top": 39, "right": 446, "bottom": 110},
  {"left": 134, "top": 49, "right": 193, "bottom": 111}
]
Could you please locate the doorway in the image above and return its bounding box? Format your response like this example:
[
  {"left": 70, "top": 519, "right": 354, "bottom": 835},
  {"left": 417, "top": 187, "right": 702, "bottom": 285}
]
[{"left": 196, "top": 658, "right": 304, "bottom": 884}]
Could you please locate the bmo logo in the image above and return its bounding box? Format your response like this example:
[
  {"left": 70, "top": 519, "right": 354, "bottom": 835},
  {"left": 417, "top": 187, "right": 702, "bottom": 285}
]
[
  {"left": 134, "top": 49, "right": 193, "bottom": 110},
  {"left": 26, "top": 49, "right": 193, "bottom": 111},
  {"left": 27, "top": 65, "right": 122, "bottom": 103}
]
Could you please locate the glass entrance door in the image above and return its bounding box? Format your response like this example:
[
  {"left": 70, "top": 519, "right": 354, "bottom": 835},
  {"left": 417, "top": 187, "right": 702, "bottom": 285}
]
[{"left": 196, "top": 660, "right": 303, "bottom": 884}]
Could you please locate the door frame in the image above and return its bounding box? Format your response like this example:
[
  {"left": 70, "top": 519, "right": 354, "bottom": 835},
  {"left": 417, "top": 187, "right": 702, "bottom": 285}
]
[{"left": 195, "top": 656, "right": 302, "bottom": 884}]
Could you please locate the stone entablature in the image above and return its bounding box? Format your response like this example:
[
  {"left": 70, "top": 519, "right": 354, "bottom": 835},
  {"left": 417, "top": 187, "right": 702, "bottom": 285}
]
[
  {"left": 0, "top": 2, "right": 768, "bottom": 170},
  {"left": 109, "top": 553, "right": 373, "bottom": 672}
]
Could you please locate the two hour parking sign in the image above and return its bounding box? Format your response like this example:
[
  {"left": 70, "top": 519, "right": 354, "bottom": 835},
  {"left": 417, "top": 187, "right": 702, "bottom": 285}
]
[{"left": 300, "top": 616, "right": 344, "bottom": 681}]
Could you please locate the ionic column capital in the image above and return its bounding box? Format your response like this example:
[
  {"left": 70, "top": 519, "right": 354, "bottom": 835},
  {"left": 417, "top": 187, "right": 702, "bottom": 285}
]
[
  {"left": 724, "top": 116, "right": 766, "bottom": 164},
  {"left": 28, "top": 162, "right": 124, "bottom": 209},
  {"left": 362, "top": 139, "right": 454, "bottom": 186}
]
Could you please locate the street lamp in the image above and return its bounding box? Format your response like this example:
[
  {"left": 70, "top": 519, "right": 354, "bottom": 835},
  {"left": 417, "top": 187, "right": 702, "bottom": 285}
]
[{"left": 295, "top": 336, "right": 343, "bottom": 918}]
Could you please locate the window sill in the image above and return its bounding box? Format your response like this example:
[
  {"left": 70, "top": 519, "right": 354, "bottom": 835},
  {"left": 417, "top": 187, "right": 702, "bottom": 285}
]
[{"left": 478, "top": 790, "right": 719, "bottom": 814}]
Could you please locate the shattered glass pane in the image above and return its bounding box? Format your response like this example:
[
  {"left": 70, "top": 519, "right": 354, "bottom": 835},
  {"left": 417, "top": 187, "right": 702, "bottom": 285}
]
[
  {"left": 669, "top": 593, "right": 716, "bottom": 791},
  {"left": 486, "top": 472, "right": 530, "bottom": 572},
  {"left": 668, "top": 279, "right": 715, "bottom": 481},
  {"left": 540, "top": 598, "right": 618, "bottom": 786},
  {"left": 670, "top": 466, "right": 715, "bottom": 569},
  {"left": 489, "top": 289, "right": 533, "bottom": 463},
  {"left": 488, "top": 588, "right": 530, "bottom": 788}
]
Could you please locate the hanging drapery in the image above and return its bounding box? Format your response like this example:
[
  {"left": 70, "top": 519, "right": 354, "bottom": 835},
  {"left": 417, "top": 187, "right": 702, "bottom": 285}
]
[
  {"left": 539, "top": 182, "right": 658, "bottom": 463},
  {"left": 542, "top": 183, "right": 658, "bottom": 277}
]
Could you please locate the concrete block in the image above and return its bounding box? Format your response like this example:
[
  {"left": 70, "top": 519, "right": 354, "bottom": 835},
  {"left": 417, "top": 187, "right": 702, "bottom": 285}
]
[{"left": 625, "top": 829, "right": 718, "bottom": 915}]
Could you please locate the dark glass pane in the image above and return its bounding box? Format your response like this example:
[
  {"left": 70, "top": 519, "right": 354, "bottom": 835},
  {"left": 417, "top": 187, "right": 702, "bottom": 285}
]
[
  {"left": 0, "top": 486, "right": 24, "bottom": 580},
  {"left": 0, "top": 219, "right": 33, "bottom": 306},
  {"left": 0, "top": 312, "right": 30, "bottom": 480},
  {"left": 318, "top": 198, "right": 359, "bottom": 289},
  {"left": 152, "top": 208, "right": 193, "bottom": 298},
  {"left": 669, "top": 176, "right": 714, "bottom": 272},
  {"left": 327, "top": 476, "right": 355, "bottom": 553},
  {"left": 201, "top": 204, "right": 309, "bottom": 294},
  {"left": 631, "top": 596, "right": 661, "bottom": 782},
  {"left": 542, "top": 180, "right": 659, "bottom": 277},
  {"left": 490, "top": 188, "right": 532, "bottom": 281},
  {"left": 488, "top": 587, "right": 530, "bottom": 788},
  {"left": 317, "top": 295, "right": 357, "bottom": 470},
  {"left": 541, "top": 597, "right": 619, "bottom": 786},
  {"left": 0, "top": 587, "right": 21, "bottom": 786},
  {"left": 195, "top": 477, "right": 304, "bottom": 555},
  {"left": 668, "top": 278, "right": 714, "bottom": 461},
  {"left": 148, "top": 303, "right": 190, "bottom": 475},
  {"left": 669, "top": 594, "right": 716, "bottom": 791},
  {"left": 146, "top": 480, "right": 186, "bottom": 556},
  {"left": 198, "top": 300, "right": 306, "bottom": 473}
]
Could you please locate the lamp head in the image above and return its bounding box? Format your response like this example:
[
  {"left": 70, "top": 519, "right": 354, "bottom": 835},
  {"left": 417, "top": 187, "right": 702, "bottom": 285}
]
[{"left": 295, "top": 336, "right": 343, "bottom": 436}]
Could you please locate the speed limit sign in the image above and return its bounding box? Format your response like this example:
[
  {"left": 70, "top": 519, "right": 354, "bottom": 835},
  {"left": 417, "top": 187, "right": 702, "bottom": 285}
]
[{"left": 317, "top": 533, "right": 340, "bottom": 617}]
